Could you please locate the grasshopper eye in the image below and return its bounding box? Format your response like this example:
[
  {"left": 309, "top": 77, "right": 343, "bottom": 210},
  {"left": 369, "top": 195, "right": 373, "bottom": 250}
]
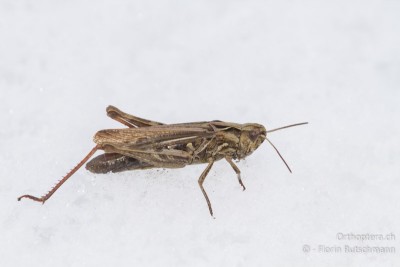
[{"left": 249, "top": 130, "right": 259, "bottom": 141}]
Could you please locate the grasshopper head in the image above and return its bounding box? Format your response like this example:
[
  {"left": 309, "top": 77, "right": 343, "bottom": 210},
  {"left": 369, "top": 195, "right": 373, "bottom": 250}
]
[
  {"left": 238, "top": 121, "right": 308, "bottom": 172},
  {"left": 237, "top": 123, "right": 267, "bottom": 159}
]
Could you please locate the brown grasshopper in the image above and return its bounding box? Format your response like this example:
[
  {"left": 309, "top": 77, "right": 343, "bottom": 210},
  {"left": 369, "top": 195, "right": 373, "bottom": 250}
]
[{"left": 18, "top": 105, "right": 307, "bottom": 216}]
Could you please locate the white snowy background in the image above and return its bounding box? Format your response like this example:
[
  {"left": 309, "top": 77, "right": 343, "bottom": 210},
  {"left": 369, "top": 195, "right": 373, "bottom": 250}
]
[{"left": 1, "top": 1, "right": 399, "bottom": 266}]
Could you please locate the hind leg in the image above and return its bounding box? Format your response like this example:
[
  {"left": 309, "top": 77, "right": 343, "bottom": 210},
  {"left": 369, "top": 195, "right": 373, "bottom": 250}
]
[
  {"left": 86, "top": 153, "right": 154, "bottom": 173},
  {"left": 106, "top": 106, "right": 164, "bottom": 128}
]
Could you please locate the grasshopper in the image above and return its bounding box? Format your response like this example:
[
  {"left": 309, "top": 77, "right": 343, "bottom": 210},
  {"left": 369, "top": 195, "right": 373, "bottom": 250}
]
[{"left": 18, "top": 105, "right": 307, "bottom": 216}]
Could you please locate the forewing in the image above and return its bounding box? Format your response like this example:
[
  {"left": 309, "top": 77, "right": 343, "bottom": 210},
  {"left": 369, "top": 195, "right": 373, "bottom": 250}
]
[{"left": 94, "top": 125, "right": 215, "bottom": 150}]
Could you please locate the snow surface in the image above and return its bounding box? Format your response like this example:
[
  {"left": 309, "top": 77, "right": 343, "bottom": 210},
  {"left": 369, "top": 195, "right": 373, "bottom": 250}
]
[{"left": 1, "top": 1, "right": 399, "bottom": 266}]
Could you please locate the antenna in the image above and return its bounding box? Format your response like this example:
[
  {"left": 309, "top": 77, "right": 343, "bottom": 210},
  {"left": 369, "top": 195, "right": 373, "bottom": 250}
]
[
  {"left": 266, "top": 122, "right": 308, "bottom": 172},
  {"left": 266, "top": 138, "right": 292, "bottom": 173},
  {"left": 267, "top": 122, "right": 308, "bottom": 133}
]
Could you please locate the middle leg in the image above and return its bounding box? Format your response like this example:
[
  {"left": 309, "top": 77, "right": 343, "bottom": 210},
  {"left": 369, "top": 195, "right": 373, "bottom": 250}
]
[
  {"left": 225, "top": 157, "right": 246, "bottom": 190},
  {"left": 198, "top": 159, "right": 215, "bottom": 217}
]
